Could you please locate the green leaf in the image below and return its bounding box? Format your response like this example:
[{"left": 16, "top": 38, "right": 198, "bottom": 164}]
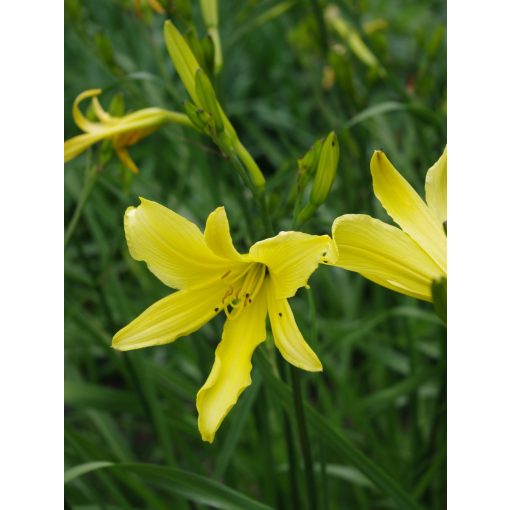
[
  {"left": 65, "top": 461, "right": 114, "bottom": 484},
  {"left": 343, "top": 102, "right": 406, "bottom": 129},
  {"left": 255, "top": 352, "right": 424, "bottom": 510},
  {"left": 431, "top": 278, "right": 447, "bottom": 324},
  {"left": 64, "top": 381, "right": 142, "bottom": 413},
  {"left": 65, "top": 462, "right": 273, "bottom": 510}
]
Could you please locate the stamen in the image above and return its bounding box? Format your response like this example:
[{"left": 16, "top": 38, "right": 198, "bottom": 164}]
[
  {"left": 222, "top": 286, "right": 234, "bottom": 304},
  {"left": 221, "top": 263, "right": 269, "bottom": 321}
]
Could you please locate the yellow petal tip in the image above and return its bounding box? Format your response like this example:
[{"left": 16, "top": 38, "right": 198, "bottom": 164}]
[{"left": 199, "top": 431, "right": 215, "bottom": 444}]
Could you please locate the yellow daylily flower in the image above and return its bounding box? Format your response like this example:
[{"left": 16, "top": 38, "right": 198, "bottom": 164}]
[
  {"left": 332, "top": 147, "right": 447, "bottom": 302},
  {"left": 113, "top": 199, "right": 334, "bottom": 442},
  {"left": 64, "top": 89, "right": 192, "bottom": 173}
]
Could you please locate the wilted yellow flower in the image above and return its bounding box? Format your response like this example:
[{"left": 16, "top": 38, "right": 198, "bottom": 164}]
[
  {"left": 332, "top": 148, "right": 447, "bottom": 302},
  {"left": 64, "top": 89, "right": 192, "bottom": 173},
  {"left": 113, "top": 199, "right": 333, "bottom": 442}
]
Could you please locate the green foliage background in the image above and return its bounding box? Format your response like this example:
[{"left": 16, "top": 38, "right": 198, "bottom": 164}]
[{"left": 64, "top": 0, "right": 446, "bottom": 509}]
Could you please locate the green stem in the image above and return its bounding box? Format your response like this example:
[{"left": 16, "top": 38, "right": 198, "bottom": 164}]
[
  {"left": 232, "top": 138, "right": 266, "bottom": 191},
  {"left": 258, "top": 191, "right": 274, "bottom": 236},
  {"left": 226, "top": 149, "right": 259, "bottom": 196},
  {"left": 161, "top": 110, "right": 197, "bottom": 129},
  {"left": 291, "top": 367, "right": 317, "bottom": 510},
  {"left": 403, "top": 316, "right": 420, "bottom": 488},
  {"left": 286, "top": 218, "right": 317, "bottom": 510},
  {"left": 276, "top": 356, "right": 302, "bottom": 510},
  {"left": 64, "top": 153, "right": 98, "bottom": 249},
  {"left": 308, "top": 0, "right": 329, "bottom": 57},
  {"left": 256, "top": 350, "right": 425, "bottom": 510},
  {"left": 227, "top": 150, "right": 274, "bottom": 235}
]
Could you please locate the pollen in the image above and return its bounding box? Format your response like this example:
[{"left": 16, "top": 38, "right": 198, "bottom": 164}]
[{"left": 221, "top": 263, "right": 266, "bottom": 321}]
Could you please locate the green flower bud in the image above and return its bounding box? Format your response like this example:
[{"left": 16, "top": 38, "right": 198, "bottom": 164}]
[
  {"left": 298, "top": 137, "right": 324, "bottom": 189},
  {"left": 183, "top": 101, "right": 210, "bottom": 133},
  {"left": 164, "top": 20, "right": 201, "bottom": 104},
  {"left": 200, "top": 0, "right": 222, "bottom": 73},
  {"left": 310, "top": 131, "right": 339, "bottom": 206},
  {"left": 195, "top": 69, "right": 224, "bottom": 134}
]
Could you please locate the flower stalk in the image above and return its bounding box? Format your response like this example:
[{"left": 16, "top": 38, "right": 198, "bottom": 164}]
[{"left": 164, "top": 19, "right": 266, "bottom": 192}]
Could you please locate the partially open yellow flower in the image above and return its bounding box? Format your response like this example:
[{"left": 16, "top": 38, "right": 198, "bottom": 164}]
[
  {"left": 332, "top": 147, "right": 447, "bottom": 302},
  {"left": 113, "top": 199, "right": 333, "bottom": 442},
  {"left": 64, "top": 89, "right": 192, "bottom": 173}
]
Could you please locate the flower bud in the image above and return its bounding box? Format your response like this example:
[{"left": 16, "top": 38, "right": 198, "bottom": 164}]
[
  {"left": 325, "top": 5, "right": 385, "bottom": 76},
  {"left": 195, "top": 69, "right": 224, "bottom": 134},
  {"left": 297, "top": 137, "right": 323, "bottom": 190},
  {"left": 164, "top": 20, "right": 201, "bottom": 104},
  {"left": 310, "top": 131, "right": 339, "bottom": 206},
  {"left": 200, "top": 0, "right": 222, "bottom": 73},
  {"left": 183, "top": 101, "right": 211, "bottom": 133}
]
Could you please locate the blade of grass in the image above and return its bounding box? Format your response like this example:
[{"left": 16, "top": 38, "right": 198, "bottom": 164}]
[
  {"left": 256, "top": 351, "right": 424, "bottom": 510},
  {"left": 213, "top": 373, "right": 262, "bottom": 480},
  {"left": 65, "top": 462, "right": 274, "bottom": 510}
]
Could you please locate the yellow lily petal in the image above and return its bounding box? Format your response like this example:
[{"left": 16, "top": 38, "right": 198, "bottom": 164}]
[
  {"left": 204, "top": 207, "right": 245, "bottom": 261},
  {"left": 266, "top": 280, "right": 322, "bottom": 371},
  {"left": 371, "top": 150, "right": 446, "bottom": 272},
  {"left": 124, "top": 198, "right": 234, "bottom": 290},
  {"left": 114, "top": 143, "right": 139, "bottom": 174},
  {"left": 72, "top": 89, "right": 103, "bottom": 133},
  {"left": 112, "top": 284, "right": 226, "bottom": 351},
  {"left": 196, "top": 290, "right": 267, "bottom": 443},
  {"left": 64, "top": 132, "right": 106, "bottom": 162},
  {"left": 333, "top": 214, "right": 444, "bottom": 301},
  {"left": 425, "top": 146, "right": 447, "bottom": 225},
  {"left": 249, "top": 232, "right": 332, "bottom": 299},
  {"left": 91, "top": 96, "right": 111, "bottom": 122}
]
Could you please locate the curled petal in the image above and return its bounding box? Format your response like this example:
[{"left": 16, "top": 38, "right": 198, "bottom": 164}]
[
  {"left": 371, "top": 150, "right": 446, "bottom": 273},
  {"left": 249, "top": 232, "right": 332, "bottom": 299},
  {"left": 197, "top": 290, "right": 267, "bottom": 443},
  {"left": 72, "top": 89, "right": 103, "bottom": 133},
  {"left": 333, "top": 214, "right": 444, "bottom": 301}
]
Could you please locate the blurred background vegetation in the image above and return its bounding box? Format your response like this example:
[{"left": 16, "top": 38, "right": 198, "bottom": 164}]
[{"left": 64, "top": 0, "right": 446, "bottom": 509}]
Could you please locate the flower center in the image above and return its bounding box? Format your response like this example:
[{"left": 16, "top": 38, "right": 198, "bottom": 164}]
[{"left": 219, "top": 263, "right": 267, "bottom": 320}]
